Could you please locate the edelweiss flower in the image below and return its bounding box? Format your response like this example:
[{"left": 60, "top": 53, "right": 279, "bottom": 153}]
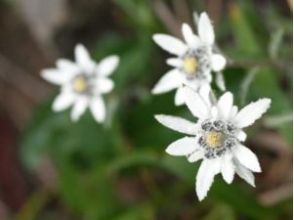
[
  {"left": 42, "top": 44, "right": 119, "bottom": 123},
  {"left": 155, "top": 86, "right": 271, "bottom": 201},
  {"left": 152, "top": 12, "right": 226, "bottom": 105}
]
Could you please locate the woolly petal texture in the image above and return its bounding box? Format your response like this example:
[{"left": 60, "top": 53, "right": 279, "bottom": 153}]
[
  {"left": 151, "top": 11, "right": 227, "bottom": 104},
  {"left": 155, "top": 115, "right": 197, "bottom": 135},
  {"left": 155, "top": 86, "right": 271, "bottom": 201},
  {"left": 233, "top": 99, "right": 271, "bottom": 128}
]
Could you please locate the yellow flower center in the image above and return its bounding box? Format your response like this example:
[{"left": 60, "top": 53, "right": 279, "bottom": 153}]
[
  {"left": 206, "top": 131, "right": 224, "bottom": 148},
  {"left": 73, "top": 76, "right": 88, "bottom": 93},
  {"left": 183, "top": 57, "right": 198, "bottom": 74}
]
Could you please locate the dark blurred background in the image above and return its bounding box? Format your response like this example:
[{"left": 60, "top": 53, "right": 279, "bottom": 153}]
[{"left": 0, "top": 0, "right": 292, "bottom": 219}]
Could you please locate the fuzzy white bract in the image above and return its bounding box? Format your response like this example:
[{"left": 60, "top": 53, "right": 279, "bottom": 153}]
[
  {"left": 152, "top": 12, "right": 226, "bottom": 105},
  {"left": 41, "top": 44, "right": 119, "bottom": 123},
  {"left": 155, "top": 86, "right": 271, "bottom": 201}
]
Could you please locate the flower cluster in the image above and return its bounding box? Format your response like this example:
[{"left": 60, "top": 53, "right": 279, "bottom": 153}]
[
  {"left": 41, "top": 11, "right": 271, "bottom": 202},
  {"left": 153, "top": 12, "right": 271, "bottom": 201}
]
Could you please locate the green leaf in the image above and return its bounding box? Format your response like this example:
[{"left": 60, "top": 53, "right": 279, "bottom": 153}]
[
  {"left": 228, "top": 2, "right": 262, "bottom": 57},
  {"left": 21, "top": 94, "right": 123, "bottom": 172},
  {"left": 57, "top": 159, "right": 123, "bottom": 219},
  {"left": 106, "top": 151, "right": 160, "bottom": 175},
  {"left": 93, "top": 33, "right": 156, "bottom": 91},
  {"left": 268, "top": 28, "right": 284, "bottom": 59},
  {"left": 240, "top": 67, "right": 259, "bottom": 105},
  {"left": 114, "top": 0, "right": 157, "bottom": 32},
  {"left": 264, "top": 114, "right": 292, "bottom": 128},
  {"left": 113, "top": 203, "right": 154, "bottom": 220},
  {"left": 248, "top": 67, "right": 292, "bottom": 144},
  {"left": 211, "top": 180, "right": 276, "bottom": 220},
  {"left": 203, "top": 203, "right": 236, "bottom": 220}
]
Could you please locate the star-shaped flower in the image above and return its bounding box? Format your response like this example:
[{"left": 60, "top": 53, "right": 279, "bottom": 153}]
[
  {"left": 155, "top": 86, "right": 271, "bottom": 201},
  {"left": 152, "top": 12, "right": 226, "bottom": 105},
  {"left": 42, "top": 44, "right": 119, "bottom": 123}
]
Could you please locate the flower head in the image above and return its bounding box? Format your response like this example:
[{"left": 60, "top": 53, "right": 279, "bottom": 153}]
[
  {"left": 42, "top": 44, "right": 119, "bottom": 123},
  {"left": 152, "top": 12, "right": 226, "bottom": 105},
  {"left": 155, "top": 86, "right": 271, "bottom": 201}
]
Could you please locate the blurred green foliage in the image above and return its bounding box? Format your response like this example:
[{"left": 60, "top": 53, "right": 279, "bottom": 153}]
[{"left": 20, "top": 0, "right": 292, "bottom": 219}]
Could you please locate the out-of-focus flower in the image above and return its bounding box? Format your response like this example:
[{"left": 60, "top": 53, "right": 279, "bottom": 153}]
[
  {"left": 42, "top": 44, "right": 119, "bottom": 123},
  {"left": 152, "top": 12, "right": 226, "bottom": 105},
  {"left": 155, "top": 86, "right": 271, "bottom": 201}
]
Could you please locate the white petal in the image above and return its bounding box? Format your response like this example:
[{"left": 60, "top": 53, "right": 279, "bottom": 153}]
[
  {"left": 229, "top": 106, "right": 238, "bottom": 119},
  {"left": 217, "top": 92, "right": 233, "bottom": 120},
  {"left": 221, "top": 154, "right": 235, "bottom": 184},
  {"left": 96, "top": 78, "right": 114, "bottom": 94},
  {"left": 215, "top": 71, "right": 226, "bottom": 91},
  {"left": 56, "top": 59, "right": 79, "bottom": 74},
  {"left": 166, "top": 58, "right": 182, "bottom": 68},
  {"left": 199, "top": 84, "right": 212, "bottom": 107},
  {"left": 183, "top": 86, "right": 211, "bottom": 119},
  {"left": 166, "top": 137, "right": 197, "bottom": 156},
  {"left": 152, "top": 69, "right": 184, "bottom": 94},
  {"left": 233, "top": 144, "right": 261, "bottom": 172},
  {"left": 196, "top": 159, "right": 221, "bottom": 201},
  {"left": 153, "top": 34, "right": 187, "bottom": 56},
  {"left": 155, "top": 114, "right": 197, "bottom": 135},
  {"left": 184, "top": 78, "right": 201, "bottom": 91},
  {"left": 203, "top": 70, "right": 213, "bottom": 83},
  {"left": 70, "top": 97, "right": 89, "bottom": 121},
  {"left": 97, "top": 55, "right": 119, "bottom": 77},
  {"left": 198, "top": 12, "right": 215, "bottom": 45},
  {"left": 41, "top": 69, "right": 71, "bottom": 85},
  {"left": 52, "top": 92, "right": 75, "bottom": 112},
  {"left": 193, "top": 11, "right": 199, "bottom": 25},
  {"left": 74, "top": 44, "right": 95, "bottom": 73},
  {"left": 182, "top": 23, "right": 201, "bottom": 48},
  {"left": 90, "top": 97, "right": 106, "bottom": 123},
  {"left": 211, "top": 54, "right": 226, "bottom": 72},
  {"left": 175, "top": 86, "right": 185, "bottom": 106},
  {"left": 236, "top": 130, "right": 247, "bottom": 142},
  {"left": 233, "top": 98, "right": 271, "bottom": 128},
  {"left": 211, "top": 106, "right": 218, "bottom": 119},
  {"left": 234, "top": 159, "right": 255, "bottom": 187},
  {"left": 188, "top": 150, "right": 203, "bottom": 163}
]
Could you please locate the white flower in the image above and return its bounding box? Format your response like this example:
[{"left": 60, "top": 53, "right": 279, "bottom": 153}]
[
  {"left": 152, "top": 12, "right": 226, "bottom": 105},
  {"left": 155, "top": 86, "right": 271, "bottom": 201},
  {"left": 41, "top": 44, "right": 119, "bottom": 123}
]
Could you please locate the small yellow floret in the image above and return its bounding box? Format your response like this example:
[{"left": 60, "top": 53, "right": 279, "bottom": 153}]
[
  {"left": 183, "top": 57, "right": 198, "bottom": 74},
  {"left": 73, "top": 76, "right": 88, "bottom": 92},
  {"left": 206, "top": 131, "right": 224, "bottom": 148}
]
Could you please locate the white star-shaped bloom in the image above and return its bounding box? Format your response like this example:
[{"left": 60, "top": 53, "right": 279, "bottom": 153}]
[
  {"left": 155, "top": 86, "right": 271, "bottom": 201},
  {"left": 41, "top": 44, "right": 119, "bottom": 123},
  {"left": 152, "top": 12, "right": 226, "bottom": 105}
]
